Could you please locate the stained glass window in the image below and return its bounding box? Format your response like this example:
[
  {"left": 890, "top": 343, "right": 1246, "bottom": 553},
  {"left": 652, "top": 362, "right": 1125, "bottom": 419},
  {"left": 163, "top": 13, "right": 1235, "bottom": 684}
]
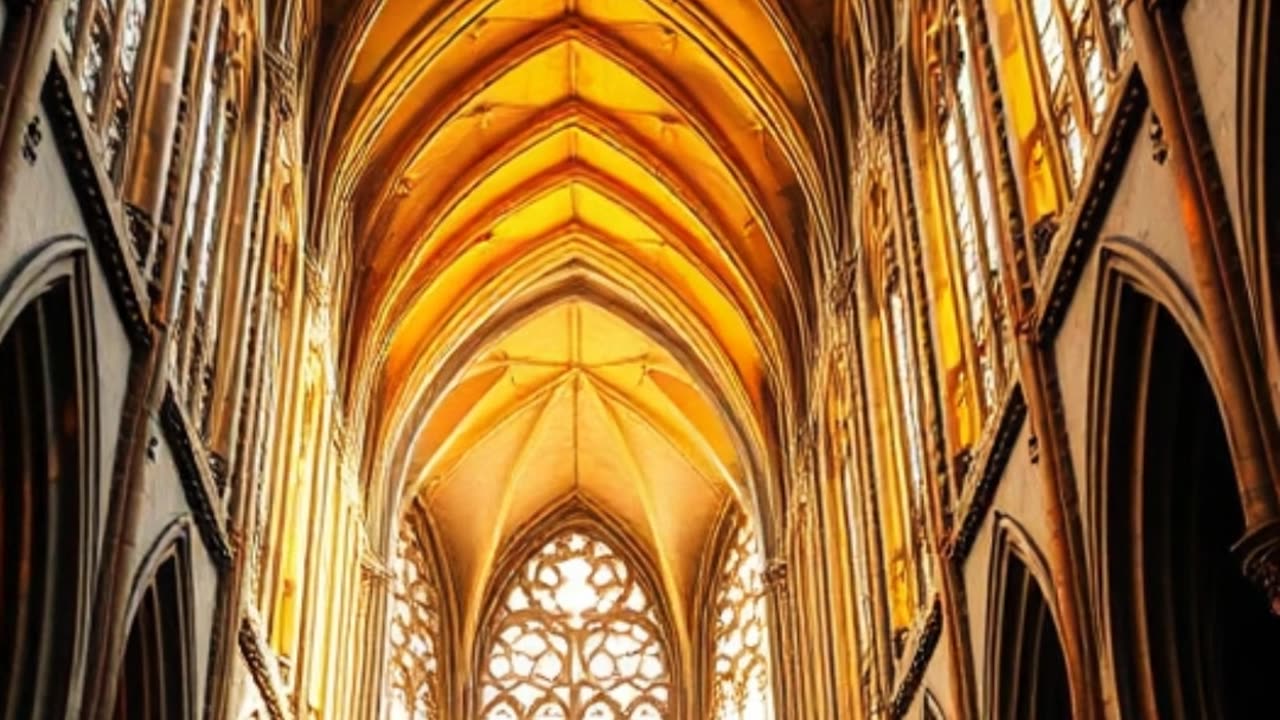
[
  {"left": 940, "top": 6, "right": 1009, "bottom": 419},
  {"left": 169, "top": 5, "right": 240, "bottom": 435},
  {"left": 387, "top": 523, "right": 444, "bottom": 720},
  {"left": 478, "top": 530, "right": 671, "bottom": 719},
  {"left": 1025, "top": 0, "right": 1131, "bottom": 190},
  {"left": 64, "top": 0, "right": 155, "bottom": 180},
  {"left": 711, "top": 524, "right": 773, "bottom": 720},
  {"left": 884, "top": 282, "right": 935, "bottom": 622}
]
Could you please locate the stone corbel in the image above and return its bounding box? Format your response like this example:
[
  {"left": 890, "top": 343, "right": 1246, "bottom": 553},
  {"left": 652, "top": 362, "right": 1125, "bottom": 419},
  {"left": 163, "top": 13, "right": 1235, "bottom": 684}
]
[
  {"left": 1236, "top": 521, "right": 1280, "bottom": 615},
  {"left": 763, "top": 558, "right": 789, "bottom": 595},
  {"left": 827, "top": 251, "right": 858, "bottom": 312},
  {"left": 867, "top": 50, "right": 900, "bottom": 131},
  {"left": 264, "top": 46, "right": 298, "bottom": 121}
]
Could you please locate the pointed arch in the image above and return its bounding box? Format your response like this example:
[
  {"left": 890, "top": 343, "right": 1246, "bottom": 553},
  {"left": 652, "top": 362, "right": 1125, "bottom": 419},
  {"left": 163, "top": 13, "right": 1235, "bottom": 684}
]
[
  {"left": 385, "top": 501, "right": 456, "bottom": 719},
  {"left": 1085, "top": 239, "right": 1280, "bottom": 717},
  {"left": 112, "top": 516, "right": 199, "bottom": 720},
  {"left": 0, "top": 236, "right": 100, "bottom": 719},
  {"left": 982, "top": 514, "right": 1071, "bottom": 719},
  {"left": 471, "top": 498, "right": 681, "bottom": 718}
]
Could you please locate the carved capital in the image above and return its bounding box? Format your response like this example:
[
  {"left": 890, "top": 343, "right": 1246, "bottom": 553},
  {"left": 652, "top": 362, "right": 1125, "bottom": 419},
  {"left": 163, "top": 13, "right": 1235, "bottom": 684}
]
[
  {"left": 763, "top": 558, "right": 788, "bottom": 593},
  {"left": 264, "top": 46, "right": 298, "bottom": 120},
  {"left": 1237, "top": 522, "right": 1280, "bottom": 615},
  {"left": 867, "top": 50, "right": 900, "bottom": 130},
  {"left": 827, "top": 249, "right": 858, "bottom": 311}
]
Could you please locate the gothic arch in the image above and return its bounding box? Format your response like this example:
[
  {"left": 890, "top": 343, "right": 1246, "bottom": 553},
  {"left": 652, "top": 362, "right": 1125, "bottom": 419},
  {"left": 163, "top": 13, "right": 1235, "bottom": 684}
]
[
  {"left": 469, "top": 498, "right": 683, "bottom": 718},
  {"left": 692, "top": 502, "right": 738, "bottom": 719},
  {"left": 982, "top": 513, "right": 1071, "bottom": 719},
  {"left": 371, "top": 270, "right": 778, "bottom": 564},
  {"left": 0, "top": 236, "right": 100, "bottom": 718},
  {"left": 112, "top": 516, "right": 199, "bottom": 719},
  {"left": 385, "top": 500, "right": 458, "bottom": 718},
  {"left": 1085, "top": 240, "right": 1280, "bottom": 717}
]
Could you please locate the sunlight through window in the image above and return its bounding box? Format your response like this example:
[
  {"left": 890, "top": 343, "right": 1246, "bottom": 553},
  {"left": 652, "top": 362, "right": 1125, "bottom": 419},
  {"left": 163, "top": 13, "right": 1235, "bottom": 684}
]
[
  {"left": 712, "top": 524, "right": 774, "bottom": 719},
  {"left": 479, "top": 530, "right": 672, "bottom": 719}
]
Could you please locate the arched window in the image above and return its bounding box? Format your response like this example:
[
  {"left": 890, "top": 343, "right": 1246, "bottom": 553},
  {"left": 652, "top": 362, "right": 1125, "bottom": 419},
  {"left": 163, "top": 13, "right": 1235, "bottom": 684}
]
[
  {"left": 112, "top": 539, "right": 194, "bottom": 720},
  {"left": 982, "top": 0, "right": 1131, "bottom": 225},
  {"left": 168, "top": 2, "right": 245, "bottom": 439},
  {"left": 0, "top": 255, "right": 94, "bottom": 719},
  {"left": 1019, "top": 0, "right": 1131, "bottom": 190},
  {"left": 478, "top": 529, "right": 672, "bottom": 719},
  {"left": 63, "top": 0, "right": 157, "bottom": 181},
  {"left": 710, "top": 523, "right": 773, "bottom": 720},
  {"left": 387, "top": 522, "right": 444, "bottom": 720},
  {"left": 932, "top": 0, "right": 1011, "bottom": 425},
  {"left": 860, "top": 173, "right": 935, "bottom": 638}
]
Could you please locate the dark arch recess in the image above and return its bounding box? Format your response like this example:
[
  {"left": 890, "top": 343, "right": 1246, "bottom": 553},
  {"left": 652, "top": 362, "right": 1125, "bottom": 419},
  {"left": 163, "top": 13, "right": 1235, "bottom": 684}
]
[
  {"left": 0, "top": 238, "right": 99, "bottom": 718},
  {"left": 1103, "top": 287, "right": 1280, "bottom": 718},
  {"left": 112, "top": 518, "right": 198, "bottom": 720},
  {"left": 985, "top": 516, "right": 1071, "bottom": 720}
]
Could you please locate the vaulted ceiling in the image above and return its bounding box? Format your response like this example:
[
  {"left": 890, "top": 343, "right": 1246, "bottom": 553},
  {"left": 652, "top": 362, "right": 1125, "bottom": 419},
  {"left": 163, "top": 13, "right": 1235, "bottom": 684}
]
[{"left": 313, "top": 0, "right": 837, "bottom": 657}]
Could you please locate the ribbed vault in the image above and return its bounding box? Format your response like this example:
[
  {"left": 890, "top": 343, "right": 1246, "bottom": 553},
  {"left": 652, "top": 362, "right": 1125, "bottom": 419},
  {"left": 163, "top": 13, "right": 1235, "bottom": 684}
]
[{"left": 313, "top": 0, "right": 835, "bottom": 703}]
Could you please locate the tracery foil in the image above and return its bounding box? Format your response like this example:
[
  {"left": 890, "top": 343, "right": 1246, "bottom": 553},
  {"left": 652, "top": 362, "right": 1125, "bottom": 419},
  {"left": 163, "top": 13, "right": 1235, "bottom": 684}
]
[
  {"left": 479, "top": 531, "right": 671, "bottom": 719},
  {"left": 388, "top": 524, "right": 444, "bottom": 720},
  {"left": 711, "top": 525, "right": 773, "bottom": 719}
]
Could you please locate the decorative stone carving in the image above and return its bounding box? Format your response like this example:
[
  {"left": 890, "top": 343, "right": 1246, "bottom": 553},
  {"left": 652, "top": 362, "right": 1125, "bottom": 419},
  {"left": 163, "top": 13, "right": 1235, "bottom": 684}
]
[
  {"left": 264, "top": 46, "right": 297, "bottom": 120},
  {"left": 867, "top": 51, "right": 899, "bottom": 131},
  {"left": 21, "top": 115, "right": 42, "bottom": 165},
  {"left": 763, "top": 557, "right": 789, "bottom": 592},
  {"left": 1237, "top": 523, "right": 1280, "bottom": 616},
  {"left": 1149, "top": 110, "right": 1169, "bottom": 164}
]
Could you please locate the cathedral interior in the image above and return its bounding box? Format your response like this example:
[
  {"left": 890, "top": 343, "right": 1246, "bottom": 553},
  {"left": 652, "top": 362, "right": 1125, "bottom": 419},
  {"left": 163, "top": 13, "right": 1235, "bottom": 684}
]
[{"left": 4, "top": 0, "right": 1280, "bottom": 717}]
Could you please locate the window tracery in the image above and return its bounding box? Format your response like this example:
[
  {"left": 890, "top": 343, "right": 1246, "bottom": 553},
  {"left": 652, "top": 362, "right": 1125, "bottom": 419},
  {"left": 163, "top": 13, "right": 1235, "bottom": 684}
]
[
  {"left": 387, "top": 522, "right": 444, "bottom": 720},
  {"left": 934, "top": 1, "right": 1011, "bottom": 421},
  {"left": 1021, "top": 0, "right": 1131, "bottom": 191},
  {"left": 168, "top": 4, "right": 244, "bottom": 438},
  {"left": 711, "top": 523, "right": 773, "bottom": 720},
  {"left": 63, "top": 0, "right": 156, "bottom": 181},
  {"left": 863, "top": 173, "right": 935, "bottom": 635},
  {"left": 479, "top": 529, "right": 671, "bottom": 719}
]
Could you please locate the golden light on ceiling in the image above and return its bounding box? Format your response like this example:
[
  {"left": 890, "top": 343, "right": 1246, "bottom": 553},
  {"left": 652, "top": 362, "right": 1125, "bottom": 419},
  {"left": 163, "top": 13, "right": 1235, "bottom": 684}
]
[{"left": 313, "top": 0, "right": 835, "bottom": 674}]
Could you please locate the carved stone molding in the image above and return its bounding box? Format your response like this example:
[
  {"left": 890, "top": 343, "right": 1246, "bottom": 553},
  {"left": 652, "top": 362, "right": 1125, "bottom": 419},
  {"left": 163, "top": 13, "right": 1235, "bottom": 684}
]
[
  {"left": 264, "top": 46, "right": 297, "bottom": 120},
  {"left": 887, "top": 599, "right": 943, "bottom": 719},
  {"left": 867, "top": 50, "right": 900, "bottom": 131},
  {"left": 763, "top": 558, "right": 789, "bottom": 594},
  {"left": 239, "top": 612, "right": 294, "bottom": 720},
  {"left": 947, "top": 384, "right": 1027, "bottom": 563},
  {"left": 1236, "top": 522, "right": 1280, "bottom": 616},
  {"left": 160, "top": 387, "right": 234, "bottom": 572},
  {"left": 1037, "top": 70, "right": 1148, "bottom": 341},
  {"left": 44, "top": 57, "right": 152, "bottom": 348}
]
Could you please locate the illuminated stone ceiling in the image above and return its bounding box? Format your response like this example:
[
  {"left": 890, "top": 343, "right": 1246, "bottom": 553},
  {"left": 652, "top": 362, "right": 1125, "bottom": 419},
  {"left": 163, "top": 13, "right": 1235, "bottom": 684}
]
[{"left": 315, "top": 0, "right": 836, "bottom": 656}]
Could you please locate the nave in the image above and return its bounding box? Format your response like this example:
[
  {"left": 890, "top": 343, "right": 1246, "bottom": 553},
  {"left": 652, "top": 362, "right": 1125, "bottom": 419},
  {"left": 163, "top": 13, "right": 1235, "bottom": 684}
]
[{"left": 3, "top": 0, "right": 1280, "bottom": 717}]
